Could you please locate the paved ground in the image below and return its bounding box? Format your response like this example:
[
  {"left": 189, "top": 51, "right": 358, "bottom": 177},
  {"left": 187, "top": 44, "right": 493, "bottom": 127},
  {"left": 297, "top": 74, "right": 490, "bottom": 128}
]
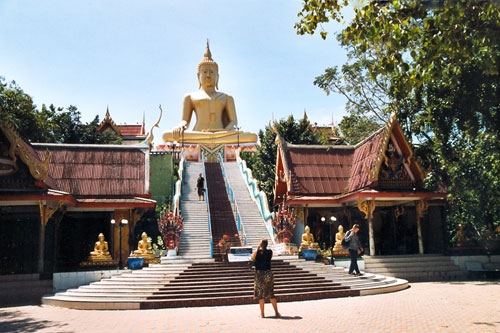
[{"left": 0, "top": 281, "right": 499, "bottom": 332}]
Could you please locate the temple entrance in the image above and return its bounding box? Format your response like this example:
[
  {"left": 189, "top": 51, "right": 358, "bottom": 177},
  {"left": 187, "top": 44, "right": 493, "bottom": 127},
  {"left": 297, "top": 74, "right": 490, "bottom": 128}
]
[{"left": 374, "top": 207, "right": 419, "bottom": 255}]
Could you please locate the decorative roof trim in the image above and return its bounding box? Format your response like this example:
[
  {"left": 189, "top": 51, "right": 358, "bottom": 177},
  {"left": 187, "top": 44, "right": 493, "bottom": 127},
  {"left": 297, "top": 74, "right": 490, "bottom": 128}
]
[
  {"left": 98, "top": 106, "right": 121, "bottom": 134},
  {"left": 0, "top": 121, "right": 51, "bottom": 181}
]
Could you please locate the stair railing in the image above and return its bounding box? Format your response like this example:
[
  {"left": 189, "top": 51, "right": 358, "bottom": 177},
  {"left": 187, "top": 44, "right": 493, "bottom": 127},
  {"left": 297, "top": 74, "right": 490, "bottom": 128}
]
[
  {"left": 235, "top": 148, "right": 275, "bottom": 243},
  {"left": 218, "top": 153, "right": 248, "bottom": 246},
  {"left": 172, "top": 148, "right": 186, "bottom": 216},
  {"left": 201, "top": 152, "right": 214, "bottom": 258}
]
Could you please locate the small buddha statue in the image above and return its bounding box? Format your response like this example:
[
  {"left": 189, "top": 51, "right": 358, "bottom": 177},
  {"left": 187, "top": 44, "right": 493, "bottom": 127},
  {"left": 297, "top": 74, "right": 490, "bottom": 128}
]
[
  {"left": 162, "top": 41, "right": 257, "bottom": 145},
  {"left": 485, "top": 223, "right": 499, "bottom": 241},
  {"left": 455, "top": 223, "right": 474, "bottom": 248},
  {"left": 299, "top": 226, "right": 318, "bottom": 252},
  {"left": 333, "top": 225, "right": 345, "bottom": 251},
  {"left": 133, "top": 232, "right": 154, "bottom": 259},
  {"left": 89, "top": 233, "right": 112, "bottom": 261}
]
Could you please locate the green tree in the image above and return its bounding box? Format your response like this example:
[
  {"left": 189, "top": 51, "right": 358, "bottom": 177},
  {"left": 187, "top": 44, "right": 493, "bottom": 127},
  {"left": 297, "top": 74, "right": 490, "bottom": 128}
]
[
  {"left": 1, "top": 76, "right": 121, "bottom": 144},
  {"left": 338, "top": 114, "right": 380, "bottom": 145},
  {"left": 242, "top": 115, "right": 323, "bottom": 208},
  {"left": 295, "top": 0, "right": 500, "bottom": 241}
]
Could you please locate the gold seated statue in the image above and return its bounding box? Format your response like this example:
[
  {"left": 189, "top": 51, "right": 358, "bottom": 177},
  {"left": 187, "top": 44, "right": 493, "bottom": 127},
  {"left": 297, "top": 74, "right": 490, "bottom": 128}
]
[
  {"left": 299, "top": 226, "right": 318, "bottom": 252},
  {"left": 89, "top": 233, "right": 112, "bottom": 261},
  {"left": 161, "top": 41, "right": 257, "bottom": 145},
  {"left": 333, "top": 225, "right": 345, "bottom": 251},
  {"left": 132, "top": 232, "right": 155, "bottom": 259}
]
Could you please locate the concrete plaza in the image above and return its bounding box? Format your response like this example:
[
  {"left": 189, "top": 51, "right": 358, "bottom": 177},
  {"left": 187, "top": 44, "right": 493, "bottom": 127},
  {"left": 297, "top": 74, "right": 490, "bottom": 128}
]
[{"left": 0, "top": 281, "right": 499, "bottom": 332}]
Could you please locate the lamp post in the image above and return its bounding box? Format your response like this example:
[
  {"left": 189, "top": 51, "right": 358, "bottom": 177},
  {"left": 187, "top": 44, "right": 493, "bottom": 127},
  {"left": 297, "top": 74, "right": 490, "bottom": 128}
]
[
  {"left": 181, "top": 125, "right": 186, "bottom": 151},
  {"left": 321, "top": 215, "right": 337, "bottom": 265},
  {"left": 111, "top": 218, "right": 128, "bottom": 269},
  {"left": 329, "top": 216, "right": 337, "bottom": 265},
  {"left": 234, "top": 125, "right": 241, "bottom": 149}
]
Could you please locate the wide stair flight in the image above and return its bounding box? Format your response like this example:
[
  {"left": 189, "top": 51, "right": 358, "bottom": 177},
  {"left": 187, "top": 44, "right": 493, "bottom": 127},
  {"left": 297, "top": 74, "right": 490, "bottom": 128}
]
[{"left": 174, "top": 162, "right": 212, "bottom": 260}]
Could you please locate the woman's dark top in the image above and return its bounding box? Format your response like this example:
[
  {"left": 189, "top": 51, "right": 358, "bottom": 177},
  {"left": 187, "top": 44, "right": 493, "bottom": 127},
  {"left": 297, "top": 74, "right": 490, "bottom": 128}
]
[
  {"left": 196, "top": 176, "right": 204, "bottom": 189},
  {"left": 254, "top": 249, "right": 273, "bottom": 271}
]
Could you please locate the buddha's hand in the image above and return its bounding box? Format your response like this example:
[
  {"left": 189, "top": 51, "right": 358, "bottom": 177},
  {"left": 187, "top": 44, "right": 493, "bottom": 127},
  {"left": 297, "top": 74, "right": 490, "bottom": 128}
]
[{"left": 172, "top": 126, "right": 184, "bottom": 139}]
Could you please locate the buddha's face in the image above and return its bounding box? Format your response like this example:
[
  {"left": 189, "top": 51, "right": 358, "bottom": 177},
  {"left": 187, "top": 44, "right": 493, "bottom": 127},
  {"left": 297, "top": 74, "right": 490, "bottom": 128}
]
[
  {"left": 338, "top": 225, "right": 343, "bottom": 232},
  {"left": 98, "top": 234, "right": 104, "bottom": 242},
  {"left": 198, "top": 64, "right": 218, "bottom": 89},
  {"left": 305, "top": 226, "right": 310, "bottom": 234},
  {"left": 142, "top": 233, "right": 147, "bottom": 241}
]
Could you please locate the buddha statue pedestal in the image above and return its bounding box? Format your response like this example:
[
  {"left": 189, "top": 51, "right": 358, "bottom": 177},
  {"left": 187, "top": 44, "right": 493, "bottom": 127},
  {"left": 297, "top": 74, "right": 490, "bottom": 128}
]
[
  {"left": 299, "top": 226, "right": 319, "bottom": 260},
  {"left": 332, "top": 225, "right": 349, "bottom": 257},
  {"left": 448, "top": 223, "right": 483, "bottom": 255},
  {"left": 80, "top": 233, "right": 118, "bottom": 267},
  {"left": 131, "top": 232, "right": 158, "bottom": 264}
]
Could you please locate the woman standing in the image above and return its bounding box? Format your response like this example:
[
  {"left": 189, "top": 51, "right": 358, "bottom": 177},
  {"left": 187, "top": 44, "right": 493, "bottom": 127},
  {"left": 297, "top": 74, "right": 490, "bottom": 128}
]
[{"left": 252, "top": 239, "right": 280, "bottom": 318}]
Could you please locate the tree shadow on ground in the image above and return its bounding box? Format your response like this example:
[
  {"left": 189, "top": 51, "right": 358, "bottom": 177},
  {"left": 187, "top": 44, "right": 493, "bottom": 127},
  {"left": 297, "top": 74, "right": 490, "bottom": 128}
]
[{"left": 0, "top": 310, "right": 70, "bottom": 333}]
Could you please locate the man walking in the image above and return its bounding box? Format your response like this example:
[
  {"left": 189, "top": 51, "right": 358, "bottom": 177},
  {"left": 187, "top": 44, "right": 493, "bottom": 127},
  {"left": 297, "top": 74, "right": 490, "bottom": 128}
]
[{"left": 344, "top": 224, "right": 364, "bottom": 276}]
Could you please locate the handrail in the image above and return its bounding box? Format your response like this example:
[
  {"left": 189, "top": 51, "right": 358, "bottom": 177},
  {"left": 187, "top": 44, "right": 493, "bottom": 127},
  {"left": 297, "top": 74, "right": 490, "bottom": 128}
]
[
  {"left": 218, "top": 153, "right": 248, "bottom": 246},
  {"left": 172, "top": 149, "right": 186, "bottom": 215},
  {"left": 201, "top": 152, "right": 214, "bottom": 258},
  {"left": 235, "top": 148, "right": 275, "bottom": 243}
]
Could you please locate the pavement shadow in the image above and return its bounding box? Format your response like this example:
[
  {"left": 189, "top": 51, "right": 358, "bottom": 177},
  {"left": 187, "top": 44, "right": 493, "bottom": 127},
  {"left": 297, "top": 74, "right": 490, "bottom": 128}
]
[
  {"left": 0, "top": 310, "right": 69, "bottom": 333},
  {"left": 264, "top": 315, "right": 302, "bottom": 320}
]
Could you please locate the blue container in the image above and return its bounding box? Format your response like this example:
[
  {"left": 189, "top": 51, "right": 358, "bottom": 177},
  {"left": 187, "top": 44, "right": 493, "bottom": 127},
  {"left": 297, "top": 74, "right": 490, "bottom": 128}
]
[
  {"left": 127, "top": 257, "right": 144, "bottom": 269},
  {"left": 302, "top": 249, "right": 318, "bottom": 261}
]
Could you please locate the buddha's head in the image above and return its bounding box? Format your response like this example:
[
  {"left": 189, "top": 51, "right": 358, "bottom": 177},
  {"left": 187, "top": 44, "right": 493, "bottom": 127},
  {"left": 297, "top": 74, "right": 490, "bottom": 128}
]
[
  {"left": 198, "top": 41, "right": 219, "bottom": 90},
  {"left": 141, "top": 232, "right": 148, "bottom": 241},
  {"left": 338, "top": 225, "right": 344, "bottom": 233},
  {"left": 98, "top": 233, "right": 105, "bottom": 242},
  {"left": 305, "top": 226, "right": 311, "bottom": 234}
]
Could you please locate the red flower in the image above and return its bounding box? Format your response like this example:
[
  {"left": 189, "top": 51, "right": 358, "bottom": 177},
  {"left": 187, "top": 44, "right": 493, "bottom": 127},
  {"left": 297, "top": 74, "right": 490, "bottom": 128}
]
[
  {"left": 283, "top": 238, "right": 289, "bottom": 243},
  {"left": 234, "top": 233, "right": 239, "bottom": 237},
  {"left": 223, "top": 235, "right": 230, "bottom": 240}
]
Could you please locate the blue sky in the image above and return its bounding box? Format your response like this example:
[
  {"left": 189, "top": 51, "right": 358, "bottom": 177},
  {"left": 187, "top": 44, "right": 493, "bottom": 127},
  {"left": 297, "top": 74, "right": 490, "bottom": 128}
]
[{"left": 0, "top": 0, "right": 352, "bottom": 145}]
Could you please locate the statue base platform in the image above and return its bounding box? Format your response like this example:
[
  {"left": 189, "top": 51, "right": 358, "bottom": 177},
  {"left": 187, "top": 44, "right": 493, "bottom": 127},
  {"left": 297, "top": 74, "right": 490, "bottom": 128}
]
[
  {"left": 332, "top": 249, "right": 350, "bottom": 257},
  {"left": 156, "top": 143, "right": 258, "bottom": 162},
  {"left": 302, "top": 249, "right": 318, "bottom": 261},
  {"left": 272, "top": 243, "right": 299, "bottom": 256},
  {"left": 80, "top": 259, "right": 118, "bottom": 267}
]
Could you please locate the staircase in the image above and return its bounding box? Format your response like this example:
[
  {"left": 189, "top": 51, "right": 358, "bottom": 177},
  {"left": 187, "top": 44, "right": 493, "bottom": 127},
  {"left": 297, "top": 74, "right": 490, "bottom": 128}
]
[
  {"left": 224, "top": 162, "right": 272, "bottom": 248},
  {"left": 363, "top": 255, "right": 466, "bottom": 282},
  {"left": 42, "top": 258, "right": 408, "bottom": 310},
  {"left": 205, "top": 162, "right": 241, "bottom": 259},
  {"left": 174, "top": 162, "right": 211, "bottom": 259}
]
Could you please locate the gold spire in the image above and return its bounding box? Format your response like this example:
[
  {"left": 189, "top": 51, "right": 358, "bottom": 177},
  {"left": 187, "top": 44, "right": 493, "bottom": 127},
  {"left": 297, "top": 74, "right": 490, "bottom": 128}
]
[{"left": 198, "top": 39, "right": 218, "bottom": 73}]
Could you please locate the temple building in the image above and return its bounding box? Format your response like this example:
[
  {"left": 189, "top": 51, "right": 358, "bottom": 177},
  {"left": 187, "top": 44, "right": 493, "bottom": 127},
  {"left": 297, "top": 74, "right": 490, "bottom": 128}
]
[
  {"left": 274, "top": 114, "right": 447, "bottom": 256},
  {"left": 0, "top": 121, "right": 165, "bottom": 275},
  {"left": 98, "top": 107, "right": 147, "bottom": 145}
]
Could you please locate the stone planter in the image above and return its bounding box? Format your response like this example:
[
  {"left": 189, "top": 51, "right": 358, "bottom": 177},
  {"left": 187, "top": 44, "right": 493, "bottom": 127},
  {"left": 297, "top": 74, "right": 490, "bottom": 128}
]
[
  {"left": 302, "top": 249, "right": 318, "bottom": 261},
  {"left": 127, "top": 257, "right": 144, "bottom": 270}
]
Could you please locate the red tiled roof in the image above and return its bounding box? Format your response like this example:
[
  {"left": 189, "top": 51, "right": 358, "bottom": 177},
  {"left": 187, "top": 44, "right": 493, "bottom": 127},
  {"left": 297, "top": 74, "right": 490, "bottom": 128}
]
[
  {"left": 33, "top": 145, "right": 146, "bottom": 196},
  {"left": 347, "top": 129, "right": 385, "bottom": 192},
  {"left": 284, "top": 144, "right": 354, "bottom": 195},
  {"left": 118, "top": 125, "right": 145, "bottom": 137},
  {"left": 280, "top": 127, "right": 389, "bottom": 196}
]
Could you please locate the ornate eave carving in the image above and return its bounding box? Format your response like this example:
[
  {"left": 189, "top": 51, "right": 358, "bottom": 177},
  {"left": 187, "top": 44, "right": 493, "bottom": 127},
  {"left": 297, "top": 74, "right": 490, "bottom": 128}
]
[
  {"left": 98, "top": 107, "right": 121, "bottom": 134},
  {"left": 0, "top": 122, "right": 51, "bottom": 181}
]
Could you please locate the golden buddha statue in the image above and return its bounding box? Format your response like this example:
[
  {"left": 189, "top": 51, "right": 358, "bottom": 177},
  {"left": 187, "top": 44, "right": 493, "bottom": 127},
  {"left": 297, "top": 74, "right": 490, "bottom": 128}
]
[
  {"left": 133, "top": 232, "right": 154, "bottom": 259},
  {"left": 299, "top": 226, "right": 318, "bottom": 252},
  {"left": 333, "top": 225, "right": 345, "bottom": 251},
  {"left": 162, "top": 41, "right": 257, "bottom": 145},
  {"left": 455, "top": 223, "right": 474, "bottom": 248},
  {"left": 89, "top": 233, "right": 112, "bottom": 261}
]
